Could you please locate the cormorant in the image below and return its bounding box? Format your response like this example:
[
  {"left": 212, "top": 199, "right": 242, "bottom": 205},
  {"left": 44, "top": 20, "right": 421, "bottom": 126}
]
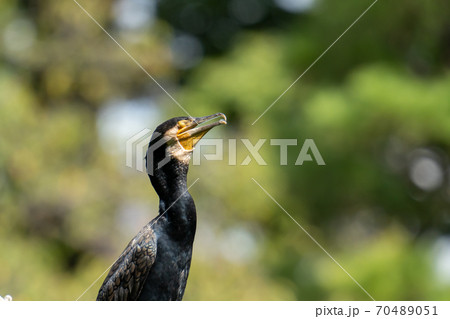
[{"left": 96, "top": 113, "right": 227, "bottom": 301}]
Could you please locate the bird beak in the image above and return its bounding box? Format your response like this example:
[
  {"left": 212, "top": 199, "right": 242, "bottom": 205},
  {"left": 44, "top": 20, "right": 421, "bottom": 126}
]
[{"left": 177, "top": 113, "right": 227, "bottom": 150}]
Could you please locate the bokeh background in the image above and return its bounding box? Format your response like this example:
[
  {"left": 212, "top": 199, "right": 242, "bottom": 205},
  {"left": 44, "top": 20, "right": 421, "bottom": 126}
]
[{"left": 1, "top": 0, "right": 450, "bottom": 300}]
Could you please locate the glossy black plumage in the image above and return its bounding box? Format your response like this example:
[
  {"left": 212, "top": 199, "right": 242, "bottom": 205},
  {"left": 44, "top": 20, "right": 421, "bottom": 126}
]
[
  {"left": 96, "top": 225, "right": 157, "bottom": 300},
  {"left": 96, "top": 114, "right": 226, "bottom": 301}
]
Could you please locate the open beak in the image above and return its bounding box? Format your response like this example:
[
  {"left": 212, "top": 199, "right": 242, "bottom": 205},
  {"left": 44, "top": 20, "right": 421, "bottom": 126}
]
[{"left": 177, "top": 113, "right": 227, "bottom": 150}]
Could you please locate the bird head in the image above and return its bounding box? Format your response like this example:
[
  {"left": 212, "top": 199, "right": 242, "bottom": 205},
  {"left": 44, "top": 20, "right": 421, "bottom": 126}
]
[{"left": 146, "top": 113, "right": 227, "bottom": 175}]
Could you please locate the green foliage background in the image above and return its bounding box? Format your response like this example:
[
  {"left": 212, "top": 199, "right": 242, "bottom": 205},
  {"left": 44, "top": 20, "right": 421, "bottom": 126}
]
[{"left": 0, "top": 0, "right": 449, "bottom": 300}]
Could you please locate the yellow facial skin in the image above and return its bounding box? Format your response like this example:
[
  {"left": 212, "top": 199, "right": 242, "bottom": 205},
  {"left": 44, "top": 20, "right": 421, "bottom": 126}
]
[
  {"left": 175, "top": 114, "right": 227, "bottom": 151},
  {"left": 177, "top": 120, "right": 193, "bottom": 134},
  {"left": 177, "top": 124, "right": 210, "bottom": 151}
]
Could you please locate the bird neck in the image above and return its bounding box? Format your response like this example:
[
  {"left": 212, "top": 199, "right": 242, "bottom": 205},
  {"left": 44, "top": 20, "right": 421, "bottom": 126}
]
[
  {"left": 158, "top": 191, "right": 196, "bottom": 225},
  {"left": 149, "top": 159, "right": 197, "bottom": 238},
  {"left": 150, "top": 159, "right": 190, "bottom": 200}
]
